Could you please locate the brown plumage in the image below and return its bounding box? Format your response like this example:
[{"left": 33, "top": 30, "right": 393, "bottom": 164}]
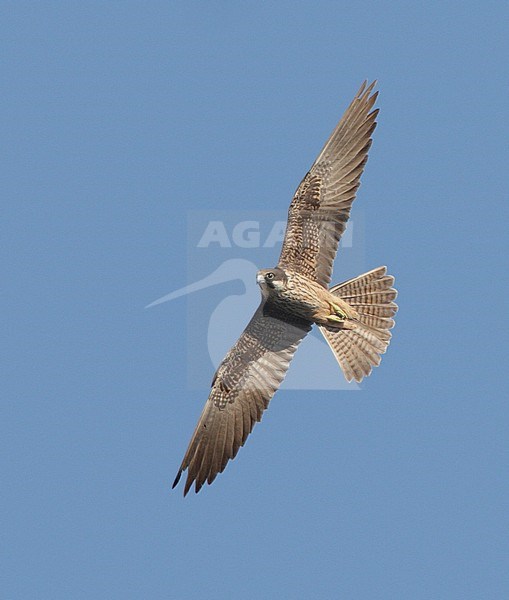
[{"left": 172, "top": 81, "right": 398, "bottom": 495}]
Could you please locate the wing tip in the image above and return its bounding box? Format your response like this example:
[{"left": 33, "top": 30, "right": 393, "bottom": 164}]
[
  {"left": 183, "top": 474, "right": 195, "bottom": 497},
  {"left": 172, "top": 469, "right": 184, "bottom": 493},
  {"left": 357, "top": 80, "right": 368, "bottom": 97},
  {"left": 357, "top": 79, "right": 378, "bottom": 99},
  {"left": 365, "top": 79, "right": 377, "bottom": 94}
]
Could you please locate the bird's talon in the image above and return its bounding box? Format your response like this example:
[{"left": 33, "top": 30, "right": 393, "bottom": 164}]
[
  {"left": 330, "top": 302, "right": 347, "bottom": 320},
  {"left": 327, "top": 315, "right": 344, "bottom": 323}
]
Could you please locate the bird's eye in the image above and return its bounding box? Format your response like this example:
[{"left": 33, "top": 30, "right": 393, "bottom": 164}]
[{"left": 266, "top": 272, "right": 275, "bottom": 280}]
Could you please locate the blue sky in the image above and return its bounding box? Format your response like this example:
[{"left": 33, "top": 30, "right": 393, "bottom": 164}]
[{"left": 2, "top": 2, "right": 508, "bottom": 598}]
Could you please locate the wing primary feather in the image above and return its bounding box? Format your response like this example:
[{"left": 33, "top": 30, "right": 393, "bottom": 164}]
[
  {"left": 277, "top": 81, "right": 379, "bottom": 286},
  {"left": 172, "top": 469, "right": 182, "bottom": 489}
]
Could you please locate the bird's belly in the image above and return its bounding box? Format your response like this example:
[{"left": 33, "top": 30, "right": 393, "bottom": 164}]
[{"left": 274, "top": 289, "right": 325, "bottom": 321}]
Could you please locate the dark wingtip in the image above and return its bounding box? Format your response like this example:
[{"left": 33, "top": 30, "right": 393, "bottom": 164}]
[
  {"left": 172, "top": 469, "right": 183, "bottom": 489},
  {"left": 183, "top": 475, "right": 193, "bottom": 497}
]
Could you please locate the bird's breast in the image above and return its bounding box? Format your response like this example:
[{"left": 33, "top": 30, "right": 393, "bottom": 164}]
[{"left": 270, "top": 272, "right": 327, "bottom": 321}]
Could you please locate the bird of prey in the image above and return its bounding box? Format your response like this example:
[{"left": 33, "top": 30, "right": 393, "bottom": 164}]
[{"left": 173, "top": 81, "right": 397, "bottom": 495}]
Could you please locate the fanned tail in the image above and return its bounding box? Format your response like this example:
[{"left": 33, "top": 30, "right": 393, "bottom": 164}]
[{"left": 319, "top": 266, "right": 398, "bottom": 382}]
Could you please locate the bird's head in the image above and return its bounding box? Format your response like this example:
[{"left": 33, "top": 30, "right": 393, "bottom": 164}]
[{"left": 256, "top": 268, "right": 287, "bottom": 297}]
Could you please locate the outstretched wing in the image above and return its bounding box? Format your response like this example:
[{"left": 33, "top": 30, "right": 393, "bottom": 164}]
[
  {"left": 172, "top": 302, "right": 311, "bottom": 495},
  {"left": 278, "top": 81, "right": 379, "bottom": 287}
]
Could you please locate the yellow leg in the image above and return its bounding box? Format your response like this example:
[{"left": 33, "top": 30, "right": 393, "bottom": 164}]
[
  {"left": 329, "top": 302, "right": 348, "bottom": 320},
  {"left": 327, "top": 314, "right": 344, "bottom": 324}
]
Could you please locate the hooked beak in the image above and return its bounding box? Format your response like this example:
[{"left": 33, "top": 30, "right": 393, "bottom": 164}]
[{"left": 256, "top": 273, "right": 265, "bottom": 285}]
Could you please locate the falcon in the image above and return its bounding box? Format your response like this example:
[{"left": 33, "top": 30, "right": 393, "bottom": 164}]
[{"left": 173, "top": 81, "right": 398, "bottom": 495}]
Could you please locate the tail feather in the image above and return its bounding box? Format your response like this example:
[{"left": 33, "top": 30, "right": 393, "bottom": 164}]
[
  {"left": 337, "top": 276, "right": 395, "bottom": 296},
  {"left": 339, "top": 291, "right": 397, "bottom": 305},
  {"left": 358, "top": 314, "right": 395, "bottom": 330},
  {"left": 320, "top": 266, "right": 398, "bottom": 382},
  {"left": 350, "top": 303, "right": 397, "bottom": 318}
]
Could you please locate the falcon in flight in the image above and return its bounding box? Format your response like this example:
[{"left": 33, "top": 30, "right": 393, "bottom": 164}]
[{"left": 173, "top": 81, "right": 397, "bottom": 495}]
